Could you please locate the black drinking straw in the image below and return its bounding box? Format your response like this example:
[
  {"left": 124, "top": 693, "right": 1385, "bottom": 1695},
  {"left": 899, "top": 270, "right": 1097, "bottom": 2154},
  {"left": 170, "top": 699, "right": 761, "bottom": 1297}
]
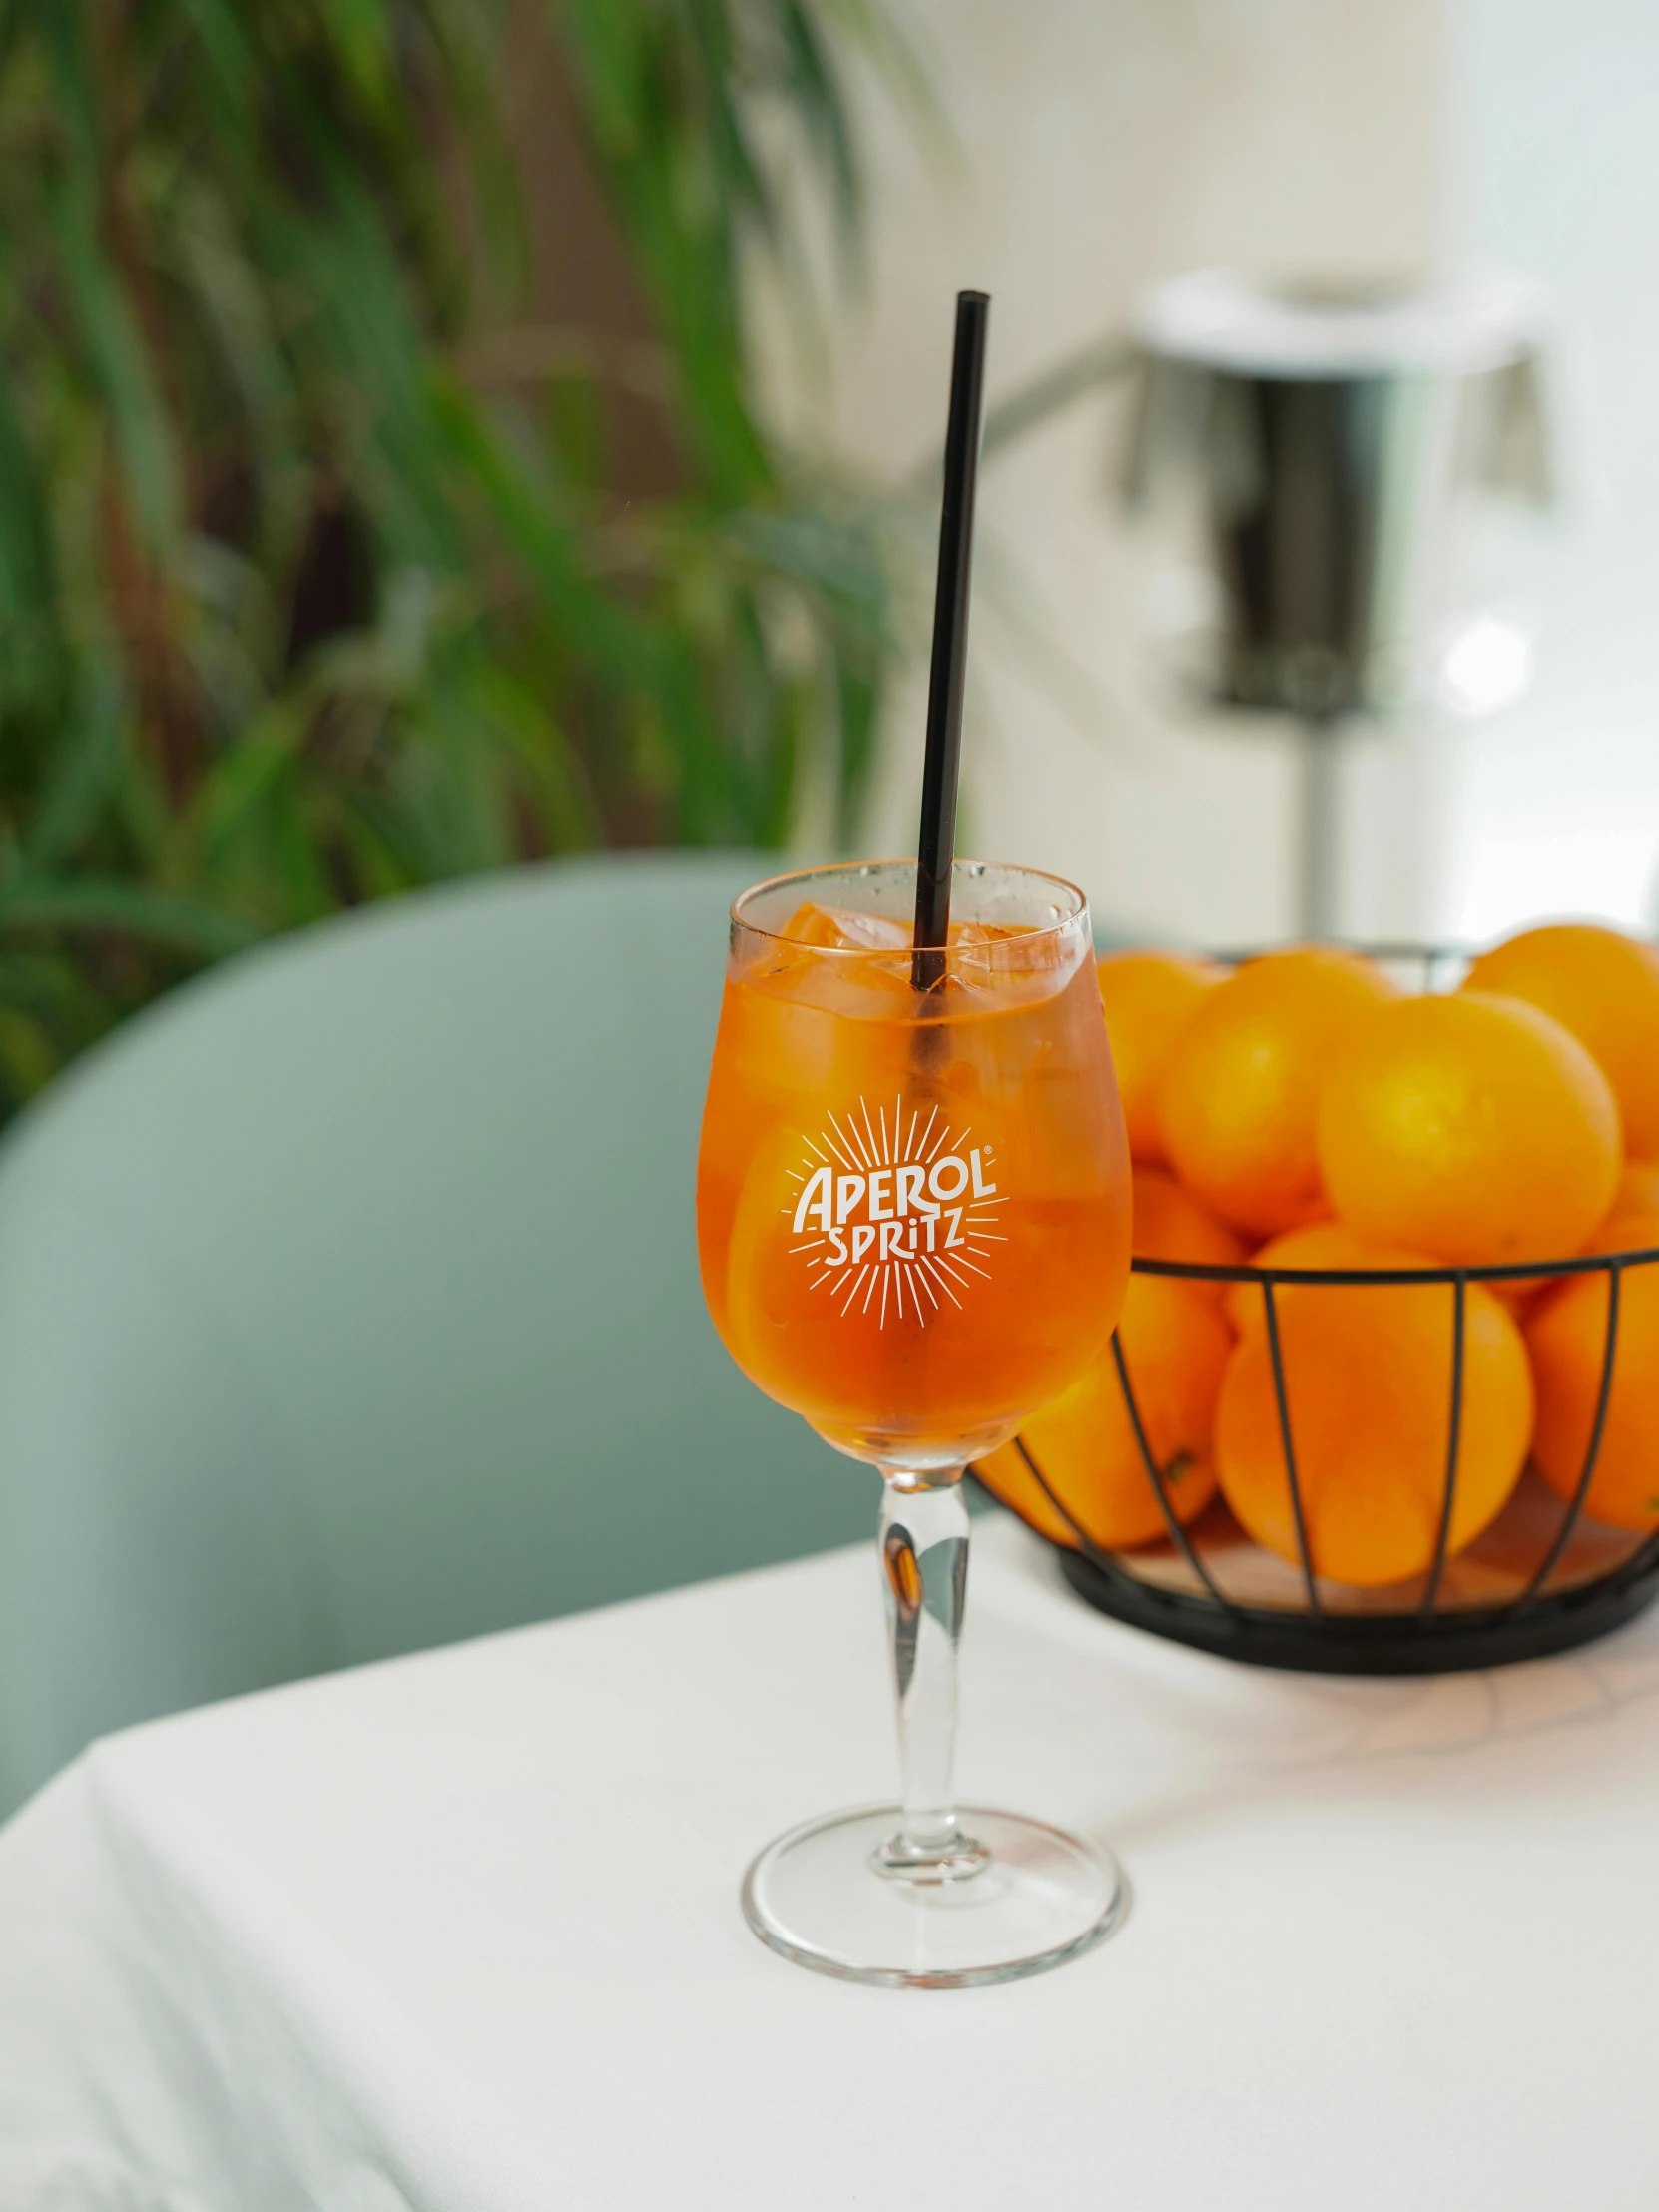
[{"left": 912, "top": 289, "right": 990, "bottom": 994}]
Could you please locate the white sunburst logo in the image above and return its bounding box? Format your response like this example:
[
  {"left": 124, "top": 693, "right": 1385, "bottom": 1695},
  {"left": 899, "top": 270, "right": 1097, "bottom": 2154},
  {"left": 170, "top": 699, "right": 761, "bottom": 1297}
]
[{"left": 781, "top": 1095, "right": 1006, "bottom": 1328}]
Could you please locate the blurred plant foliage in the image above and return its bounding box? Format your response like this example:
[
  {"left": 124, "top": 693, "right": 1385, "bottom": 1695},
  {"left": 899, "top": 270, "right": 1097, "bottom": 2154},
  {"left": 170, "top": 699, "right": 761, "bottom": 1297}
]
[{"left": 0, "top": 0, "right": 910, "bottom": 1114}]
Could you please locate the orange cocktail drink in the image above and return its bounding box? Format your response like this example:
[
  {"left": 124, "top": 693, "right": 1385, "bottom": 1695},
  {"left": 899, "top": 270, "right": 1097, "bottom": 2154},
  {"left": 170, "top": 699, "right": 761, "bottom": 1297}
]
[{"left": 698, "top": 860, "right": 1131, "bottom": 1470}]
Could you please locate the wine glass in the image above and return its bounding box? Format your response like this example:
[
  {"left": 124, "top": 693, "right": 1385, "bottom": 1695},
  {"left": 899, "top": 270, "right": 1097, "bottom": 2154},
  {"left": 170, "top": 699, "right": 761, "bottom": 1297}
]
[{"left": 697, "top": 858, "right": 1133, "bottom": 1986}]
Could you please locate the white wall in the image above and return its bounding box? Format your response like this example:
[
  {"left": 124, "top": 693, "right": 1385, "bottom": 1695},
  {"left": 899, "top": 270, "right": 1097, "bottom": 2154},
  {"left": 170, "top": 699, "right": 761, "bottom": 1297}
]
[
  {"left": 1444, "top": 0, "right": 1659, "bottom": 939},
  {"left": 758, "top": 0, "right": 1444, "bottom": 942}
]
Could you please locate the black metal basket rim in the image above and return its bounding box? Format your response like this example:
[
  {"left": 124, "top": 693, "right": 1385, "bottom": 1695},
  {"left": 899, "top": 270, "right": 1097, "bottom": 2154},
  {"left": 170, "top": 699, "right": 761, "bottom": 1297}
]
[
  {"left": 1057, "top": 1530, "right": 1659, "bottom": 1633},
  {"left": 1134, "top": 1245, "right": 1659, "bottom": 1287},
  {"left": 1196, "top": 936, "right": 1659, "bottom": 968},
  {"left": 1056, "top": 1545, "right": 1659, "bottom": 1676},
  {"left": 1206, "top": 937, "right": 1485, "bottom": 966}
]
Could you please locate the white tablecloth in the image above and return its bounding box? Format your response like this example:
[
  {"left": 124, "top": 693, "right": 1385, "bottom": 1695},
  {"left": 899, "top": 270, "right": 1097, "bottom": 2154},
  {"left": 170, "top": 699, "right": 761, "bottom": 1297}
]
[{"left": 4, "top": 1514, "right": 1659, "bottom": 2210}]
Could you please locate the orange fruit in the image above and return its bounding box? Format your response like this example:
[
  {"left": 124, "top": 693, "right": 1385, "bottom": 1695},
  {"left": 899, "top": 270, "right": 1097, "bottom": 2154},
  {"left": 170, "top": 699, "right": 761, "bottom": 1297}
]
[
  {"left": 1521, "top": 1198, "right": 1659, "bottom": 1318},
  {"left": 1317, "top": 991, "right": 1621, "bottom": 1267},
  {"left": 1221, "top": 1220, "right": 1367, "bottom": 1338},
  {"left": 1096, "top": 951, "right": 1223, "bottom": 1165},
  {"left": 1563, "top": 1182, "right": 1659, "bottom": 1297},
  {"left": 976, "top": 1274, "right": 1229, "bottom": 1550},
  {"left": 1527, "top": 1248, "right": 1659, "bottom": 1531},
  {"left": 1131, "top": 1165, "right": 1247, "bottom": 1309},
  {"left": 1464, "top": 923, "right": 1659, "bottom": 1158},
  {"left": 1215, "top": 1260, "right": 1533, "bottom": 1586},
  {"left": 1583, "top": 1203, "right": 1659, "bottom": 1259},
  {"left": 1157, "top": 948, "right": 1400, "bottom": 1239},
  {"left": 1612, "top": 1160, "right": 1659, "bottom": 1221}
]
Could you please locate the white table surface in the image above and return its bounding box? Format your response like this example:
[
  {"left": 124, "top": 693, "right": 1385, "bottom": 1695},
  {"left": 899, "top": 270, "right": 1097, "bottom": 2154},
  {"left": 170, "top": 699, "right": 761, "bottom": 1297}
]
[{"left": 4, "top": 1512, "right": 1659, "bottom": 2211}]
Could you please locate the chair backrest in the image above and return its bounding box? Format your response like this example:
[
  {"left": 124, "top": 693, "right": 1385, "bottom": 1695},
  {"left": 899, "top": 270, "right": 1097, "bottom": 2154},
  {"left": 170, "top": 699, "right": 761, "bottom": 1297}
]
[{"left": 0, "top": 852, "right": 878, "bottom": 1816}]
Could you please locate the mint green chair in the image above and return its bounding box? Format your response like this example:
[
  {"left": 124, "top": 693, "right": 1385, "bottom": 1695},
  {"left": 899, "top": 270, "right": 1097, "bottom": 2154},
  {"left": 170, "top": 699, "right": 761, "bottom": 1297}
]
[{"left": 0, "top": 853, "right": 880, "bottom": 1817}]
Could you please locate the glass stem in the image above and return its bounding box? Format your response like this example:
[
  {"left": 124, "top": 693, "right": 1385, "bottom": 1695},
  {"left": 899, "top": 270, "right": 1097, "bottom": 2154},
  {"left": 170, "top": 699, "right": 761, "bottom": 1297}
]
[{"left": 877, "top": 1471, "right": 983, "bottom": 1874}]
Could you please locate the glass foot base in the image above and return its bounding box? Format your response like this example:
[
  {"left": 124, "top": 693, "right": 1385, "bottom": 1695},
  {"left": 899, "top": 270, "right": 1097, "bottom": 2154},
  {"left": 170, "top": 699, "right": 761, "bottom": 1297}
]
[{"left": 741, "top": 1804, "right": 1127, "bottom": 1988}]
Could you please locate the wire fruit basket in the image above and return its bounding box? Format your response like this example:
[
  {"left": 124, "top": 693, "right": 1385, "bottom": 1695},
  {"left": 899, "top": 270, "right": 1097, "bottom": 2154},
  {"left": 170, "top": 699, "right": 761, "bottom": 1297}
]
[{"left": 976, "top": 944, "right": 1659, "bottom": 1675}]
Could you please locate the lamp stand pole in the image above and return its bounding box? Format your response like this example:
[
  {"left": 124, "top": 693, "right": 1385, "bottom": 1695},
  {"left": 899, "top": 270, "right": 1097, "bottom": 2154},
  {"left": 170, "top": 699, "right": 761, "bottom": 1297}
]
[{"left": 1297, "top": 713, "right": 1344, "bottom": 941}]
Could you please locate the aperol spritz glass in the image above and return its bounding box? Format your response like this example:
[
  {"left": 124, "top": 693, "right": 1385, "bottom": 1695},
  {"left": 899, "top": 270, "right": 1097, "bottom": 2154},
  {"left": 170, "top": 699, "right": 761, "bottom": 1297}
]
[{"left": 697, "top": 859, "right": 1133, "bottom": 1985}]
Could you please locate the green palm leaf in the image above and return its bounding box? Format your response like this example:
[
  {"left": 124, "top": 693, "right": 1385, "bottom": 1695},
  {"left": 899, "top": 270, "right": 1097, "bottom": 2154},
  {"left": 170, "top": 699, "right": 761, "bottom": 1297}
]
[{"left": 0, "top": 0, "right": 924, "bottom": 1127}]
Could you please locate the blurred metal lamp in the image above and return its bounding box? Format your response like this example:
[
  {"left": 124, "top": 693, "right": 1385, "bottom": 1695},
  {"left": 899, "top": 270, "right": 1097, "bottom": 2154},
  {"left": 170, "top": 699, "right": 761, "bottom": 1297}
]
[{"left": 1124, "top": 269, "right": 1555, "bottom": 936}]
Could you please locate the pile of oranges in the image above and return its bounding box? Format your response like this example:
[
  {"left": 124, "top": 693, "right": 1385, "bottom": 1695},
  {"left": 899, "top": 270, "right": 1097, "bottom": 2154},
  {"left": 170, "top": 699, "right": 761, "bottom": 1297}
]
[{"left": 978, "top": 923, "right": 1659, "bottom": 1589}]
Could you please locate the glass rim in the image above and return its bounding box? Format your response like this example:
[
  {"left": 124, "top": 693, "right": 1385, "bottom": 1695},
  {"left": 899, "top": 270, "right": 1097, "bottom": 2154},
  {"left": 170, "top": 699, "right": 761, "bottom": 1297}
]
[{"left": 730, "top": 857, "right": 1089, "bottom": 954}]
